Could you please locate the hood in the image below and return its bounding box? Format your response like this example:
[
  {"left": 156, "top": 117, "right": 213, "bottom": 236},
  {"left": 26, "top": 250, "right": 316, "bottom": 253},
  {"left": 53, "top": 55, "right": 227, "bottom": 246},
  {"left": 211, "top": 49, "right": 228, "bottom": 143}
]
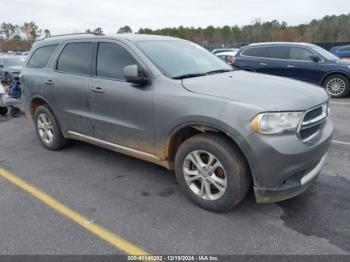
[
  {"left": 7, "top": 66, "right": 22, "bottom": 72},
  {"left": 181, "top": 71, "right": 328, "bottom": 111}
]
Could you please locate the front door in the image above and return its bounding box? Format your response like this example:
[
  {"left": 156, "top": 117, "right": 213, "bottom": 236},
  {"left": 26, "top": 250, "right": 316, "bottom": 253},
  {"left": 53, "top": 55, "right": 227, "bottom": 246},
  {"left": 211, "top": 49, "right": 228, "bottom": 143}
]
[
  {"left": 286, "top": 46, "right": 323, "bottom": 84},
  {"left": 88, "top": 41, "right": 155, "bottom": 154}
]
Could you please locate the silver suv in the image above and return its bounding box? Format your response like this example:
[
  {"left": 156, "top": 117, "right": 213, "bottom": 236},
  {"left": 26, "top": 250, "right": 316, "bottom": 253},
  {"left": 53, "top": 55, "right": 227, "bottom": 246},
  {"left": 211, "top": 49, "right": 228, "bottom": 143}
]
[{"left": 21, "top": 33, "right": 333, "bottom": 212}]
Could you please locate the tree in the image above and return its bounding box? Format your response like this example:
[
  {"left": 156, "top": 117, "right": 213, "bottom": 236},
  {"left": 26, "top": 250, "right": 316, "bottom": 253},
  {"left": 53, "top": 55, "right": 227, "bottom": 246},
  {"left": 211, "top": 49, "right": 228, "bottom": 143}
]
[
  {"left": 117, "top": 25, "right": 132, "bottom": 34},
  {"left": 93, "top": 27, "right": 103, "bottom": 34},
  {"left": 43, "top": 29, "right": 51, "bottom": 38}
]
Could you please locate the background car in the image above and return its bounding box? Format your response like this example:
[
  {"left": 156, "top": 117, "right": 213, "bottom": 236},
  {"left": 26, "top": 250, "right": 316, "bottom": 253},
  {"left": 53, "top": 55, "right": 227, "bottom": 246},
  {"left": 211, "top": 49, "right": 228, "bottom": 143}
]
[
  {"left": 330, "top": 45, "right": 350, "bottom": 60},
  {"left": 0, "top": 56, "right": 26, "bottom": 84},
  {"left": 212, "top": 48, "right": 239, "bottom": 55},
  {"left": 215, "top": 51, "right": 237, "bottom": 65},
  {"left": 233, "top": 42, "right": 350, "bottom": 97}
]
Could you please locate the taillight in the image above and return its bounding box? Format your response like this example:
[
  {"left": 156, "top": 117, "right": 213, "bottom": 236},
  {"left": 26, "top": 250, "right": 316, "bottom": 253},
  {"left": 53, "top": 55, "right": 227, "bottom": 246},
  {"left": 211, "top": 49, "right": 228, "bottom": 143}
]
[{"left": 229, "top": 56, "right": 235, "bottom": 65}]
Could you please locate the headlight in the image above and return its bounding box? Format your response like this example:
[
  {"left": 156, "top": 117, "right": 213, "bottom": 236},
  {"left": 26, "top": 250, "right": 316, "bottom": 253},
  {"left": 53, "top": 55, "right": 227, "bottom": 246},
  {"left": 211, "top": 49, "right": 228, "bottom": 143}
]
[{"left": 251, "top": 112, "right": 303, "bottom": 135}]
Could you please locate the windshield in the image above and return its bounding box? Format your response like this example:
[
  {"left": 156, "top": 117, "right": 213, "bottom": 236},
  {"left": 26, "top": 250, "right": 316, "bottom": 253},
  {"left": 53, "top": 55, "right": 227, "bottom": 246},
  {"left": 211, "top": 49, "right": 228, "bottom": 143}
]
[
  {"left": 310, "top": 45, "right": 339, "bottom": 61},
  {"left": 2, "top": 57, "right": 26, "bottom": 67},
  {"left": 136, "top": 40, "right": 232, "bottom": 78}
]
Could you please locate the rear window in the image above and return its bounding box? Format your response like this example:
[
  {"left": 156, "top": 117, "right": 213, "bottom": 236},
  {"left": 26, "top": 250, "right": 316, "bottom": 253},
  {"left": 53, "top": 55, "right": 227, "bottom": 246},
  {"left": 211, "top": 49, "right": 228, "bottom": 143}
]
[
  {"left": 28, "top": 45, "right": 58, "bottom": 68},
  {"left": 242, "top": 47, "right": 266, "bottom": 57},
  {"left": 265, "top": 46, "right": 289, "bottom": 59},
  {"left": 56, "top": 42, "right": 93, "bottom": 75}
]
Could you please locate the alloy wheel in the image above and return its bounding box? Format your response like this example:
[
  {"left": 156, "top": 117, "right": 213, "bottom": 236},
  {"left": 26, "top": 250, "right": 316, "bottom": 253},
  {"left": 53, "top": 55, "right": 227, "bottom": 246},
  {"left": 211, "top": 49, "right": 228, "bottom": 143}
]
[
  {"left": 183, "top": 150, "right": 227, "bottom": 200},
  {"left": 37, "top": 113, "right": 54, "bottom": 144},
  {"left": 326, "top": 78, "right": 346, "bottom": 96}
]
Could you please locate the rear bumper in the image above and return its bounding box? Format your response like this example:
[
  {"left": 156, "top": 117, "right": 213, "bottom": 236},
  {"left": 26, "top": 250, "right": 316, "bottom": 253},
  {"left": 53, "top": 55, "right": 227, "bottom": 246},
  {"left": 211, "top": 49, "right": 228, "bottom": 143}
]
[{"left": 254, "top": 154, "right": 327, "bottom": 203}]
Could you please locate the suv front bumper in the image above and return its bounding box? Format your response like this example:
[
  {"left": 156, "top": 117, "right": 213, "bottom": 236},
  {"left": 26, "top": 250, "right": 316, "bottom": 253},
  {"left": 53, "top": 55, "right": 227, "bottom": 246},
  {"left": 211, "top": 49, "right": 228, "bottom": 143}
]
[
  {"left": 240, "top": 118, "right": 333, "bottom": 203},
  {"left": 254, "top": 154, "right": 327, "bottom": 203}
]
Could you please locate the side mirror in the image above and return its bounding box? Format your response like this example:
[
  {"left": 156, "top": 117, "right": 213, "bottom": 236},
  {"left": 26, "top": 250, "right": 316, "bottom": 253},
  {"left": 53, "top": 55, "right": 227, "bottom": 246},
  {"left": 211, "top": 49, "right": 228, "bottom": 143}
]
[
  {"left": 123, "top": 65, "right": 148, "bottom": 85},
  {"left": 309, "top": 55, "right": 322, "bottom": 63},
  {"left": 0, "top": 64, "right": 3, "bottom": 68}
]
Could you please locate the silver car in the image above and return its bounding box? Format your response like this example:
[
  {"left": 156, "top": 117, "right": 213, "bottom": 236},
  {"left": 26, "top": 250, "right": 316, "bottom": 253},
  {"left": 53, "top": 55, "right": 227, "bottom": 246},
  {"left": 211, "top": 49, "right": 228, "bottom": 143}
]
[
  {"left": 21, "top": 33, "right": 333, "bottom": 212},
  {"left": 0, "top": 55, "right": 26, "bottom": 84}
]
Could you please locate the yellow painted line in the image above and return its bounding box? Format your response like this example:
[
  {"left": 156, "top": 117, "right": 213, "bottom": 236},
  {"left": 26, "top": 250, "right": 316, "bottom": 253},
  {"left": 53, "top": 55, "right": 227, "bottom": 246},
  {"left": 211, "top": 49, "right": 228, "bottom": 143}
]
[
  {"left": 332, "top": 140, "right": 350, "bottom": 146},
  {"left": 0, "top": 167, "right": 150, "bottom": 256}
]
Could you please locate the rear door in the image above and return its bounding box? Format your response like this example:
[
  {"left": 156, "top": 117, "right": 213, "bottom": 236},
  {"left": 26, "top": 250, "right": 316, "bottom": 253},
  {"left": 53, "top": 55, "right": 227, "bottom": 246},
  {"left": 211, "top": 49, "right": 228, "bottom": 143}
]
[
  {"left": 260, "top": 46, "right": 290, "bottom": 77},
  {"left": 47, "top": 41, "right": 93, "bottom": 134},
  {"left": 88, "top": 41, "right": 155, "bottom": 154}
]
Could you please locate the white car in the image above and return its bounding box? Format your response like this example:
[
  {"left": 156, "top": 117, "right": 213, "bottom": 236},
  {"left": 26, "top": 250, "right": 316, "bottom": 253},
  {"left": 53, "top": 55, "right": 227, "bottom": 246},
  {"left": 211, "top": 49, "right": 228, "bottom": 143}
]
[
  {"left": 215, "top": 51, "right": 238, "bottom": 65},
  {"left": 212, "top": 48, "right": 239, "bottom": 55}
]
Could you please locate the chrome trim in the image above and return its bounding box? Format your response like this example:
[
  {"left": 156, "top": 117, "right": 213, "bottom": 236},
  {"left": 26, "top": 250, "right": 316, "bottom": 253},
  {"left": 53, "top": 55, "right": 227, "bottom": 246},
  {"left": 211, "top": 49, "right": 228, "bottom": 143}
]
[
  {"left": 301, "top": 154, "right": 327, "bottom": 185},
  {"left": 66, "top": 131, "right": 172, "bottom": 169},
  {"left": 240, "top": 45, "right": 325, "bottom": 63},
  {"left": 297, "top": 103, "right": 329, "bottom": 143},
  {"left": 301, "top": 111, "right": 328, "bottom": 127}
]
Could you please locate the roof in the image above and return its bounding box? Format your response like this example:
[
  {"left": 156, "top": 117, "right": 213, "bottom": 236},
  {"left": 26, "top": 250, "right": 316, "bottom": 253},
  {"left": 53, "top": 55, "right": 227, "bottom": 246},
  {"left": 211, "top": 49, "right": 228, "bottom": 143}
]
[
  {"left": 248, "top": 42, "right": 314, "bottom": 47},
  {"left": 37, "top": 33, "right": 178, "bottom": 45}
]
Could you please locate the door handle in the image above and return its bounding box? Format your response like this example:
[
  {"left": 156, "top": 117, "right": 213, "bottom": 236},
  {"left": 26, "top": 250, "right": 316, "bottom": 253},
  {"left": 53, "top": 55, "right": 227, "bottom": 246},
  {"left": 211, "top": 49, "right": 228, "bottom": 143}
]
[
  {"left": 259, "top": 62, "right": 268, "bottom": 66},
  {"left": 287, "top": 65, "right": 295, "bottom": 68},
  {"left": 90, "top": 86, "right": 105, "bottom": 93},
  {"left": 44, "top": 80, "right": 54, "bottom": 85}
]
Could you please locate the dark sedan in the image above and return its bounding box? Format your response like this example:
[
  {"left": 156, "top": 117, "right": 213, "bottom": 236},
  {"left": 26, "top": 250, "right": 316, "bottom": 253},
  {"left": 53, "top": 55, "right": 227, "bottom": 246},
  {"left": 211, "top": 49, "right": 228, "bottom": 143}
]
[{"left": 233, "top": 42, "right": 350, "bottom": 98}]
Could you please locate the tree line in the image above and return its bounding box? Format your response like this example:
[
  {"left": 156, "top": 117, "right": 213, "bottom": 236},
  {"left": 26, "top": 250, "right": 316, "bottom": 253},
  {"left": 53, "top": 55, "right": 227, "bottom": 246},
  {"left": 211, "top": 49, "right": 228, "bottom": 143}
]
[{"left": 1, "top": 14, "right": 350, "bottom": 51}]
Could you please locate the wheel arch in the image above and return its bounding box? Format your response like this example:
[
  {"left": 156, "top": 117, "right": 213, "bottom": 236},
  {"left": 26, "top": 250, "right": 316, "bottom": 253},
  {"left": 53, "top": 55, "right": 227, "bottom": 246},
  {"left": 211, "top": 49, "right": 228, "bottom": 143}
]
[
  {"left": 321, "top": 70, "right": 350, "bottom": 85},
  {"left": 30, "top": 96, "right": 55, "bottom": 120},
  {"left": 165, "top": 122, "right": 253, "bottom": 176}
]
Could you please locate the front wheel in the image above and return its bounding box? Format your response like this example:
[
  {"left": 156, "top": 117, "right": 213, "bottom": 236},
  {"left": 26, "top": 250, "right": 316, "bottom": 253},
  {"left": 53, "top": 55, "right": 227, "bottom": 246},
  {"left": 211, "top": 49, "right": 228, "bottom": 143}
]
[
  {"left": 175, "top": 134, "right": 251, "bottom": 212},
  {"left": 323, "top": 74, "right": 350, "bottom": 98}
]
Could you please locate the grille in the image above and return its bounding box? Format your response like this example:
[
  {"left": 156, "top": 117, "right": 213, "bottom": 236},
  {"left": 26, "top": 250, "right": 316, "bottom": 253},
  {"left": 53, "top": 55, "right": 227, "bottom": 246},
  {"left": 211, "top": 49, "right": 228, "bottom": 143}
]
[{"left": 298, "top": 103, "right": 328, "bottom": 144}]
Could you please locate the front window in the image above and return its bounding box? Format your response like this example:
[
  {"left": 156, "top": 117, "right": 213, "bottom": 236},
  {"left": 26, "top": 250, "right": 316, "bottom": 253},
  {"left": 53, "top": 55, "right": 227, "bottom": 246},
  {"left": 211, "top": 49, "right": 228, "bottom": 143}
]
[
  {"left": 3, "top": 57, "right": 26, "bottom": 67},
  {"left": 136, "top": 40, "right": 232, "bottom": 79},
  {"left": 309, "top": 45, "right": 339, "bottom": 61},
  {"left": 289, "top": 47, "right": 314, "bottom": 61}
]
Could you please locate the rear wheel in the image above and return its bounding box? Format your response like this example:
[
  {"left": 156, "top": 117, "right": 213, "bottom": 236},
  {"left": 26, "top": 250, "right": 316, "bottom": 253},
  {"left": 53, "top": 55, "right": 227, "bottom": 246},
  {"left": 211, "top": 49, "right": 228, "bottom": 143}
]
[
  {"left": 34, "top": 105, "right": 68, "bottom": 150},
  {"left": 323, "top": 74, "right": 350, "bottom": 98},
  {"left": 175, "top": 134, "right": 251, "bottom": 212}
]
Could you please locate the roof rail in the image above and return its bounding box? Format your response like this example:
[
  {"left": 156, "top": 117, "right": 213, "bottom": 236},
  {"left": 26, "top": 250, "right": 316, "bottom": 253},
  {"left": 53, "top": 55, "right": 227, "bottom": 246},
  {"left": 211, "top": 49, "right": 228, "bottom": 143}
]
[{"left": 38, "top": 32, "right": 104, "bottom": 41}]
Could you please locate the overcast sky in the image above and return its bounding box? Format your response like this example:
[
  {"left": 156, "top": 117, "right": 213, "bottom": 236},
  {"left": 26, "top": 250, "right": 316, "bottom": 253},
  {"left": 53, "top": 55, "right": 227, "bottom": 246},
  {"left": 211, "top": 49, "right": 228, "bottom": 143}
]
[{"left": 2, "top": 0, "right": 349, "bottom": 34}]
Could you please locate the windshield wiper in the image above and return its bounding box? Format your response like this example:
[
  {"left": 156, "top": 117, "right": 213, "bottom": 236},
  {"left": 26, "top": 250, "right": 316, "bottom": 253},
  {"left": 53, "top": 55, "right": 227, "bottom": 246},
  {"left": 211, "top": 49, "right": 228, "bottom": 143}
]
[
  {"left": 172, "top": 73, "right": 207, "bottom": 79},
  {"left": 205, "top": 69, "right": 234, "bottom": 75}
]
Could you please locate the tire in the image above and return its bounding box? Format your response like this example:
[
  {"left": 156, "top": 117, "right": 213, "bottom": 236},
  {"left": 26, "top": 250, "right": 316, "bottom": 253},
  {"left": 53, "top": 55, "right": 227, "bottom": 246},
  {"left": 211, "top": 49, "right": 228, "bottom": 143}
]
[
  {"left": 34, "top": 105, "right": 68, "bottom": 150},
  {"left": 175, "top": 133, "right": 251, "bottom": 212},
  {"left": 323, "top": 74, "right": 350, "bottom": 98},
  {"left": 10, "top": 107, "right": 21, "bottom": 117},
  {"left": 0, "top": 107, "right": 8, "bottom": 116}
]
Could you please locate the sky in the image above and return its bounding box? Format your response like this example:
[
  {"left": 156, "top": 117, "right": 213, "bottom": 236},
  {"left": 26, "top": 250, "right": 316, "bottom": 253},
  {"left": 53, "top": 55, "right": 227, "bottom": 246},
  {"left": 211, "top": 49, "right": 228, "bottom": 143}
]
[{"left": 2, "top": 0, "right": 350, "bottom": 34}]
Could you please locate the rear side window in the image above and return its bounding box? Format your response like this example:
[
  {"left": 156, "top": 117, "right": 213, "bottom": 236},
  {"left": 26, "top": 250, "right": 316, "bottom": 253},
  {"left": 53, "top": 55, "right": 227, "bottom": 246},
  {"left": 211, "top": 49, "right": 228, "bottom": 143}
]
[
  {"left": 96, "top": 42, "right": 138, "bottom": 80},
  {"left": 28, "top": 45, "right": 58, "bottom": 68},
  {"left": 289, "top": 47, "right": 314, "bottom": 61},
  {"left": 242, "top": 47, "right": 266, "bottom": 57},
  {"left": 340, "top": 46, "right": 350, "bottom": 52},
  {"left": 56, "top": 42, "right": 93, "bottom": 75},
  {"left": 265, "top": 46, "right": 289, "bottom": 59}
]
